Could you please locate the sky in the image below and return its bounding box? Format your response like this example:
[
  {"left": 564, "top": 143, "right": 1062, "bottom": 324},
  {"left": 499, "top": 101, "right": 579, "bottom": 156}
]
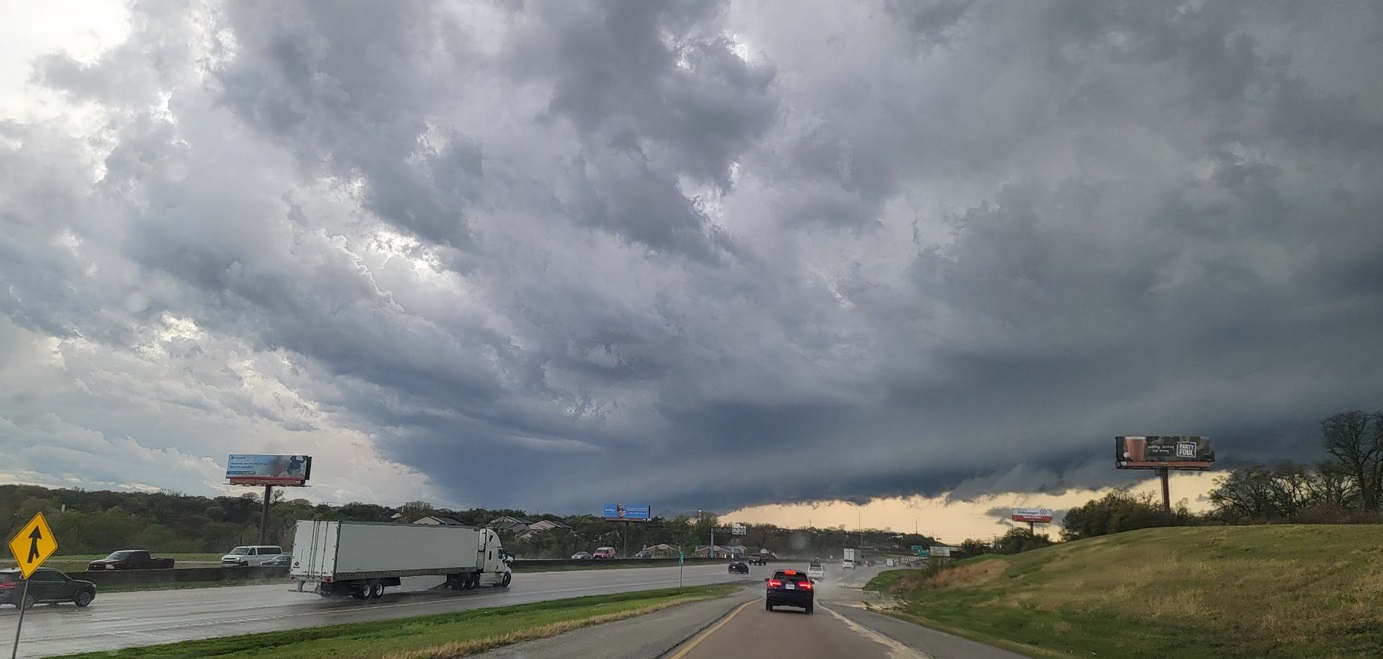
[{"left": 2, "top": 1, "right": 1381, "bottom": 542}]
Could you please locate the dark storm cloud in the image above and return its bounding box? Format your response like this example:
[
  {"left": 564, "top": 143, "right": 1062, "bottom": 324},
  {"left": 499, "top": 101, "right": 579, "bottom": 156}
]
[{"left": 4, "top": 0, "right": 1382, "bottom": 514}]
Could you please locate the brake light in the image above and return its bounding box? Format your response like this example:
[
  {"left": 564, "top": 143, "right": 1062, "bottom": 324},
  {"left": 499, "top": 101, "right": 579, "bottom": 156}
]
[
  {"left": 783, "top": 569, "right": 797, "bottom": 575},
  {"left": 767, "top": 579, "right": 782, "bottom": 588},
  {"left": 0, "top": 582, "right": 14, "bottom": 590},
  {"left": 799, "top": 581, "right": 813, "bottom": 590}
]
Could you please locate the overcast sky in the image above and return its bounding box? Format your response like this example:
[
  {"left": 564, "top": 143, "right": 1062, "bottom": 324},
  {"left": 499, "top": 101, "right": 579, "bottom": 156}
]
[{"left": 2, "top": 1, "right": 1381, "bottom": 524}]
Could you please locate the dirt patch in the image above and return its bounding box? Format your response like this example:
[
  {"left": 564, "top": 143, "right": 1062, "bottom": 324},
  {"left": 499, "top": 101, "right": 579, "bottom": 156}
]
[{"left": 926, "top": 560, "right": 1007, "bottom": 589}]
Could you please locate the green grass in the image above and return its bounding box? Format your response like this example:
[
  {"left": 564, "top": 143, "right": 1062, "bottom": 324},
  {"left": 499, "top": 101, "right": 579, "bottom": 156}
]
[
  {"left": 55, "top": 585, "right": 735, "bottom": 659},
  {"left": 871, "top": 526, "right": 1383, "bottom": 659}
]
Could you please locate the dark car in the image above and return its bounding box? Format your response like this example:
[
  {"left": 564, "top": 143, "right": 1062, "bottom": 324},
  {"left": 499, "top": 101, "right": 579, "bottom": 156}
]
[
  {"left": 765, "top": 568, "right": 814, "bottom": 613},
  {"left": 0, "top": 568, "right": 97, "bottom": 609},
  {"left": 748, "top": 553, "right": 769, "bottom": 565},
  {"left": 261, "top": 553, "right": 293, "bottom": 567},
  {"left": 728, "top": 561, "right": 749, "bottom": 574},
  {"left": 87, "top": 549, "right": 175, "bottom": 571}
]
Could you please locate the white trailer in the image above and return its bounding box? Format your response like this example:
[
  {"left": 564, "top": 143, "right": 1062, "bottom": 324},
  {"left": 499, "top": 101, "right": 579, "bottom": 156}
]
[
  {"left": 842, "top": 547, "right": 857, "bottom": 569},
  {"left": 288, "top": 520, "right": 512, "bottom": 600}
]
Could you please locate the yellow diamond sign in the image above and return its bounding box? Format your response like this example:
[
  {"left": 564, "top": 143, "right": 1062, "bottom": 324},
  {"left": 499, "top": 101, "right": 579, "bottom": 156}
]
[{"left": 8, "top": 512, "right": 58, "bottom": 578}]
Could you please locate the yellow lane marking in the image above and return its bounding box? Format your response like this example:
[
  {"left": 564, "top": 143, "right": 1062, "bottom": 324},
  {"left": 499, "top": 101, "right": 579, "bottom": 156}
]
[{"left": 666, "top": 598, "right": 757, "bottom": 659}]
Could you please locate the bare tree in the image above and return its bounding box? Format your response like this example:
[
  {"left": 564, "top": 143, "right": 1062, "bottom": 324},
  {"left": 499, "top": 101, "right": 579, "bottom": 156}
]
[{"left": 1320, "top": 411, "right": 1383, "bottom": 512}]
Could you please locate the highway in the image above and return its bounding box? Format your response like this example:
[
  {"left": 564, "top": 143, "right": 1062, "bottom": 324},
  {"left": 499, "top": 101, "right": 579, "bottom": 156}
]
[
  {"left": 472, "top": 564, "right": 1030, "bottom": 659},
  {"left": 0, "top": 563, "right": 751, "bottom": 658}
]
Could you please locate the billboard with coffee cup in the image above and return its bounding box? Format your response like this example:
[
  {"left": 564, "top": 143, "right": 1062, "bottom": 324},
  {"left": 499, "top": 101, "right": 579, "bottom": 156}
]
[{"left": 1116, "top": 436, "right": 1214, "bottom": 470}]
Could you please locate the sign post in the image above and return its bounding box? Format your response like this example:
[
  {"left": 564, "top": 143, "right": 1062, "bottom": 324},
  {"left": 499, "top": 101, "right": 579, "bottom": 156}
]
[
  {"left": 226, "top": 454, "right": 313, "bottom": 546},
  {"left": 1116, "top": 436, "right": 1215, "bottom": 512},
  {"left": 9, "top": 512, "right": 59, "bottom": 659}
]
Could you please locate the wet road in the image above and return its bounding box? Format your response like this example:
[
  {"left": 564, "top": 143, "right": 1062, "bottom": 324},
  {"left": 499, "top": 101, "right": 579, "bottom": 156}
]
[{"left": 0, "top": 564, "right": 751, "bottom": 658}]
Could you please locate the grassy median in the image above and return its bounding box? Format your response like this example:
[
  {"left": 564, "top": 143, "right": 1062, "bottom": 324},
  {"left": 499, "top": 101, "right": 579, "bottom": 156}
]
[
  {"left": 56, "top": 584, "right": 735, "bottom": 659},
  {"left": 865, "top": 525, "right": 1383, "bottom": 659}
]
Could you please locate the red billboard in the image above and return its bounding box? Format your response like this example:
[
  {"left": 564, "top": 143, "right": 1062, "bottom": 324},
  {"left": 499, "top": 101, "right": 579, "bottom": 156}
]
[{"left": 1010, "top": 508, "right": 1054, "bottom": 523}]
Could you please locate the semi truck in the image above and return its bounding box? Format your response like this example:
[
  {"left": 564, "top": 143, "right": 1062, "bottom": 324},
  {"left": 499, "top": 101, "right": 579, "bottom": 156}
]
[{"left": 288, "top": 520, "right": 512, "bottom": 600}]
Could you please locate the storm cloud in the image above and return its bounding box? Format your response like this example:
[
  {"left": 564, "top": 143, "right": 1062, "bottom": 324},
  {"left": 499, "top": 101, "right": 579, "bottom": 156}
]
[{"left": 2, "top": 0, "right": 1381, "bottom": 514}]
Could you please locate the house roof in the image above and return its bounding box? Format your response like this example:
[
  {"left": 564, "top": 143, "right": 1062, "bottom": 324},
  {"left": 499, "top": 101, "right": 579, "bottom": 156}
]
[
  {"left": 413, "top": 516, "right": 464, "bottom": 526},
  {"left": 526, "top": 519, "right": 571, "bottom": 532},
  {"left": 486, "top": 516, "right": 531, "bottom": 530}
]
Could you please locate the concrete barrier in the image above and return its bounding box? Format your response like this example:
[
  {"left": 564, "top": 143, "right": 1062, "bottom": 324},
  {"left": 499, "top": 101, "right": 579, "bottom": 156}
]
[
  {"left": 72, "top": 557, "right": 739, "bottom": 586},
  {"left": 77, "top": 566, "right": 289, "bottom": 586}
]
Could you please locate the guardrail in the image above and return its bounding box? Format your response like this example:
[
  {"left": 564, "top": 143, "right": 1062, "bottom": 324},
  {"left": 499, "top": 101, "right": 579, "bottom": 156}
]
[
  {"left": 75, "top": 566, "right": 288, "bottom": 586},
  {"left": 72, "top": 557, "right": 783, "bottom": 586}
]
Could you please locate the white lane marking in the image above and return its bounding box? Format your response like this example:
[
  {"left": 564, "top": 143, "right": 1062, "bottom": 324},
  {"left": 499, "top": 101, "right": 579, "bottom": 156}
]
[{"left": 823, "top": 604, "right": 933, "bottom": 659}]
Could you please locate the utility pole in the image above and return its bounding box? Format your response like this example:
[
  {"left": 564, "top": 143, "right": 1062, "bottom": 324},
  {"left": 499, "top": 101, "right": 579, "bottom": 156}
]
[{"left": 259, "top": 485, "right": 273, "bottom": 544}]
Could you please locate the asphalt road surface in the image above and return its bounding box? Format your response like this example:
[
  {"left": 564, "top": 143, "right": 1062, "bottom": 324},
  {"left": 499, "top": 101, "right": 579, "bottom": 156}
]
[
  {"left": 474, "top": 564, "right": 1030, "bottom": 659},
  {"left": 0, "top": 563, "right": 752, "bottom": 658}
]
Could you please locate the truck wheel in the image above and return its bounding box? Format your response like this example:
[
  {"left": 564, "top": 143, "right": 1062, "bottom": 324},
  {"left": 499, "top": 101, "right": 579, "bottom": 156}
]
[
  {"left": 500, "top": 572, "right": 512, "bottom": 588},
  {"left": 350, "top": 583, "right": 369, "bottom": 600},
  {"left": 368, "top": 581, "right": 384, "bottom": 600},
  {"left": 74, "top": 591, "right": 93, "bottom": 608}
]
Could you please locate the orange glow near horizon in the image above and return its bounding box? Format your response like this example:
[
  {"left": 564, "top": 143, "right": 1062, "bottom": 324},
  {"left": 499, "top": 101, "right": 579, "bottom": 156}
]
[{"left": 722, "top": 471, "right": 1221, "bottom": 544}]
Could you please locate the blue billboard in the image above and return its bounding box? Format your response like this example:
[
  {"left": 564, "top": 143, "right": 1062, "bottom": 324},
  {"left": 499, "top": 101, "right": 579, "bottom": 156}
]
[
  {"left": 602, "top": 503, "right": 651, "bottom": 521},
  {"left": 226, "top": 454, "right": 312, "bottom": 486}
]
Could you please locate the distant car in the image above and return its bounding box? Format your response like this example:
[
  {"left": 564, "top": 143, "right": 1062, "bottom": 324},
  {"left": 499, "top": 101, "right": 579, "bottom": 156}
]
[
  {"left": 0, "top": 568, "right": 96, "bottom": 609},
  {"left": 748, "top": 553, "right": 769, "bottom": 565},
  {"left": 592, "top": 547, "right": 617, "bottom": 559},
  {"left": 221, "top": 545, "right": 284, "bottom": 567},
  {"left": 571, "top": 551, "right": 593, "bottom": 560},
  {"left": 807, "top": 563, "right": 825, "bottom": 579},
  {"left": 765, "top": 568, "right": 814, "bottom": 613},
  {"left": 261, "top": 554, "right": 293, "bottom": 567},
  {"left": 633, "top": 550, "right": 652, "bottom": 559},
  {"left": 728, "top": 561, "right": 749, "bottom": 574}
]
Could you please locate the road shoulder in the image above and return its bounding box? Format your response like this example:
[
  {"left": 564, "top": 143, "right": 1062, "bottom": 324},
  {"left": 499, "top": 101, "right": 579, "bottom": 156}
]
[{"left": 466, "top": 587, "right": 760, "bottom": 659}]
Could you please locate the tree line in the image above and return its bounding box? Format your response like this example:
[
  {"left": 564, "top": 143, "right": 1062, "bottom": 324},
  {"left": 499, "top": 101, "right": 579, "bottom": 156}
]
[
  {"left": 0, "top": 485, "right": 937, "bottom": 560},
  {"left": 947, "top": 410, "right": 1383, "bottom": 556}
]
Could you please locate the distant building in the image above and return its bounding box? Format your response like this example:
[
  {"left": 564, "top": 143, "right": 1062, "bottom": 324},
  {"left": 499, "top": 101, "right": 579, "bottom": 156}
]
[
  {"left": 486, "top": 516, "right": 532, "bottom": 534},
  {"left": 413, "top": 516, "right": 464, "bottom": 526},
  {"left": 694, "top": 545, "right": 741, "bottom": 559},
  {"left": 515, "top": 519, "right": 571, "bottom": 540}
]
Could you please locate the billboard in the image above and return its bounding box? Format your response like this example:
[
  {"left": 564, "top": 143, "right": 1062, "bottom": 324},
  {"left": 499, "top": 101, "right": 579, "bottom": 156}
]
[
  {"left": 1116, "top": 436, "right": 1214, "bottom": 470},
  {"left": 226, "top": 454, "right": 312, "bottom": 486},
  {"left": 602, "top": 503, "right": 651, "bottom": 522},
  {"left": 929, "top": 546, "right": 954, "bottom": 557},
  {"left": 1010, "top": 508, "right": 1054, "bottom": 523}
]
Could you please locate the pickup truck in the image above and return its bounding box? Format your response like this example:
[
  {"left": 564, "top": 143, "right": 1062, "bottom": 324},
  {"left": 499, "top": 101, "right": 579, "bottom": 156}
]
[{"left": 87, "top": 550, "right": 175, "bottom": 570}]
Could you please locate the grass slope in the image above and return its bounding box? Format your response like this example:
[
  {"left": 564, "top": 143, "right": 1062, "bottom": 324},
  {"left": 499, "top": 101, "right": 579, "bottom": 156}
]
[
  {"left": 56, "top": 585, "right": 734, "bottom": 659},
  {"left": 867, "top": 525, "right": 1383, "bottom": 659}
]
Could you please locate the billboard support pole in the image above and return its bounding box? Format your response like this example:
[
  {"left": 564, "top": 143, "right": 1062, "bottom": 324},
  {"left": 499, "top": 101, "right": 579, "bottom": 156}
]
[
  {"left": 259, "top": 485, "right": 273, "bottom": 545},
  {"left": 622, "top": 521, "right": 629, "bottom": 559},
  {"left": 1159, "top": 468, "right": 1171, "bottom": 513}
]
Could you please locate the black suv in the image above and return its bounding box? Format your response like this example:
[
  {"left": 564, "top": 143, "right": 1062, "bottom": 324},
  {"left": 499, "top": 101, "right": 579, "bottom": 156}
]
[
  {"left": 748, "top": 553, "right": 769, "bottom": 565},
  {"left": 765, "top": 568, "right": 814, "bottom": 613},
  {"left": 0, "top": 568, "right": 97, "bottom": 609}
]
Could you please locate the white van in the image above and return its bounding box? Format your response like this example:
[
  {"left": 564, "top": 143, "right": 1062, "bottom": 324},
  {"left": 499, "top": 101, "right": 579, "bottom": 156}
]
[{"left": 221, "top": 545, "right": 284, "bottom": 567}]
